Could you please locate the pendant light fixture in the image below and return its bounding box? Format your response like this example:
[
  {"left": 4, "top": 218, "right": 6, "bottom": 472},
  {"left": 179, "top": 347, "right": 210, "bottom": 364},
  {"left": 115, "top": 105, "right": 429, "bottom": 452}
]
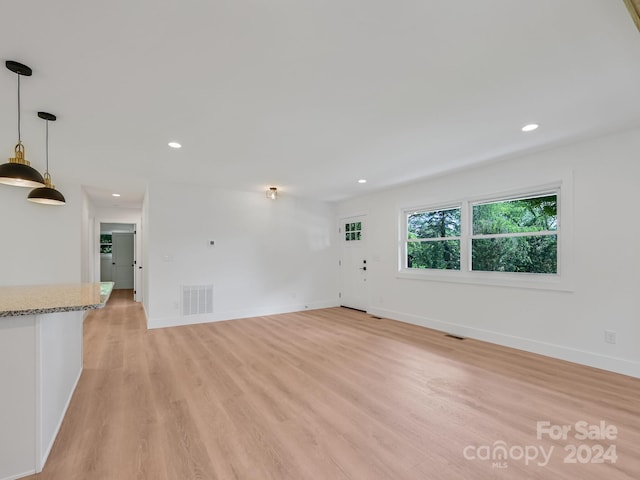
[
  {"left": 267, "top": 187, "right": 278, "bottom": 200},
  {"left": 0, "top": 61, "right": 45, "bottom": 188},
  {"left": 28, "top": 112, "right": 66, "bottom": 205}
]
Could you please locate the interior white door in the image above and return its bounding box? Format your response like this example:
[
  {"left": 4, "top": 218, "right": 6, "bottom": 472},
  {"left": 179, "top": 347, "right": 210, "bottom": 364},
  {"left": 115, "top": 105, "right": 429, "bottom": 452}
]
[
  {"left": 339, "top": 215, "right": 368, "bottom": 311},
  {"left": 112, "top": 233, "right": 134, "bottom": 289},
  {"left": 134, "top": 225, "right": 142, "bottom": 303}
]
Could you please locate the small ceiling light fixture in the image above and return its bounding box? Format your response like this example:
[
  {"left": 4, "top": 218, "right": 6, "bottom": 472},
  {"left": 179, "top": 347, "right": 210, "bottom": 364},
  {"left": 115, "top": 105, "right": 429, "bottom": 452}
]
[
  {"left": 168, "top": 141, "right": 182, "bottom": 149},
  {"left": 112, "top": 193, "right": 121, "bottom": 197},
  {"left": 521, "top": 123, "right": 539, "bottom": 132},
  {"left": 0, "top": 61, "right": 45, "bottom": 188},
  {"left": 28, "top": 112, "right": 66, "bottom": 205},
  {"left": 358, "top": 179, "right": 367, "bottom": 184},
  {"left": 267, "top": 187, "right": 278, "bottom": 200}
]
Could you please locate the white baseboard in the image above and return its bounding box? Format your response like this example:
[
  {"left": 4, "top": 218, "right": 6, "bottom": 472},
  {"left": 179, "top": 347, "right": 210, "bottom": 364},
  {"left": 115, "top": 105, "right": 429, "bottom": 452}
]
[
  {"left": 0, "top": 470, "right": 36, "bottom": 480},
  {"left": 142, "top": 302, "right": 150, "bottom": 329},
  {"left": 368, "top": 307, "right": 640, "bottom": 379},
  {"left": 148, "top": 299, "right": 340, "bottom": 330},
  {"left": 39, "top": 366, "right": 83, "bottom": 472}
]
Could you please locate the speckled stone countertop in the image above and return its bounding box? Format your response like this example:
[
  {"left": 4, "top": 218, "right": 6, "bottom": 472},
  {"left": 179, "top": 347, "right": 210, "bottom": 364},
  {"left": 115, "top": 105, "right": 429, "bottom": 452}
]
[{"left": 0, "top": 282, "right": 114, "bottom": 317}]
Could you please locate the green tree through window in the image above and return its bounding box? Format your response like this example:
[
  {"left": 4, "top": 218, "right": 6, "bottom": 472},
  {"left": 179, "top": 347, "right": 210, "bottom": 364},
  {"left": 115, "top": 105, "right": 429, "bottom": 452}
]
[
  {"left": 407, "top": 207, "right": 460, "bottom": 270},
  {"left": 403, "top": 192, "right": 559, "bottom": 275},
  {"left": 471, "top": 195, "right": 557, "bottom": 273}
]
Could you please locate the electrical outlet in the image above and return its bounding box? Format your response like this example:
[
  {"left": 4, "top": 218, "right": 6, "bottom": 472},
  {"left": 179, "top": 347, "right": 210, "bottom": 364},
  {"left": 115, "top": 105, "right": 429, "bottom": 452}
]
[{"left": 604, "top": 330, "right": 617, "bottom": 344}]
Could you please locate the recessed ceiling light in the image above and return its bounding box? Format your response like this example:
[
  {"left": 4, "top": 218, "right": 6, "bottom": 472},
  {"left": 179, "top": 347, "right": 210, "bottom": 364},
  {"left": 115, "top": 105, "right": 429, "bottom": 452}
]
[
  {"left": 168, "top": 141, "right": 182, "bottom": 149},
  {"left": 521, "top": 124, "right": 539, "bottom": 132},
  {"left": 112, "top": 193, "right": 120, "bottom": 197},
  {"left": 358, "top": 179, "right": 367, "bottom": 184}
]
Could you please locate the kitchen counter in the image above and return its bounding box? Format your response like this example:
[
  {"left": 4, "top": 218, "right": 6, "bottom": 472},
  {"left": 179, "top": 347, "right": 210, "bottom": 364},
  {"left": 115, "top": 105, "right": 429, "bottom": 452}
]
[
  {"left": 0, "top": 282, "right": 113, "bottom": 317},
  {"left": 0, "top": 281, "right": 114, "bottom": 479}
]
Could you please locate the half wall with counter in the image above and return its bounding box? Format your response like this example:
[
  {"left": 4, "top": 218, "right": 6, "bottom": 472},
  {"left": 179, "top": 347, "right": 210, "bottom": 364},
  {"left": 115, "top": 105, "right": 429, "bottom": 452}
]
[{"left": 0, "top": 282, "right": 113, "bottom": 480}]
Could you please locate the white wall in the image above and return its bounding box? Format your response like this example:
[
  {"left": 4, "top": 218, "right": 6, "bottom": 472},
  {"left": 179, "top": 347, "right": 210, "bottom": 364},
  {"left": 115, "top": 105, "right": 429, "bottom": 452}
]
[
  {"left": 0, "top": 182, "right": 81, "bottom": 286},
  {"left": 146, "top": 182, "right": 339, "bottom": 328},
  {"left": 80, "top": 189, "right": 93, "bottom": 283},
  {"left": 92, "top": 207, "right": 142, "bottom": 226},
  {"left": 142, "top": 187, "right": 150, "bottom": 317},
  {"left": 337, "top": 127, "right": 640, "bottom": 378}
]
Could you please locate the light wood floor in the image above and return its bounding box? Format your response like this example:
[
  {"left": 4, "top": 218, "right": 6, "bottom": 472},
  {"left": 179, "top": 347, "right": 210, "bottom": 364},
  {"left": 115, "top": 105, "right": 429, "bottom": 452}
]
[{"left": 26, "top": 290, "right": 640, "bottom": 479}]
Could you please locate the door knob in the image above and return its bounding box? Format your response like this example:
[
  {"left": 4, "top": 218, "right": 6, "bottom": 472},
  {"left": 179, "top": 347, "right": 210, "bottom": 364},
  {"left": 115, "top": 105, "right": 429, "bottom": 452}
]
[{"left": 359, "top": 266, "right": 367, "bottom": 271}]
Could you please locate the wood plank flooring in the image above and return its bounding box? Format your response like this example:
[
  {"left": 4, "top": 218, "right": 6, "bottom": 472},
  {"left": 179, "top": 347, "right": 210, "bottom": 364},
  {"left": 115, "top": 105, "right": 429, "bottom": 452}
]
[{"left": 26, "top": 290, "right": 640, "bottom": 479}]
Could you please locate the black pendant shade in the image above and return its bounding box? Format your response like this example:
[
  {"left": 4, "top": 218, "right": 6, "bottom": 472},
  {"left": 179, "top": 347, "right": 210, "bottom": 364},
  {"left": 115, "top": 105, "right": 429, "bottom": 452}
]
[
  {"left": 0, "top": 156, "right": 46, "bottom": 188},
  {"left": 1, "top": 61, "right": 46, "bottom": 188},
  {"left": 27, "top": 184, "right": 66, "bottom": 205},
  {"left": 27, "top": 112, "right": 66, "bottom": 205}
]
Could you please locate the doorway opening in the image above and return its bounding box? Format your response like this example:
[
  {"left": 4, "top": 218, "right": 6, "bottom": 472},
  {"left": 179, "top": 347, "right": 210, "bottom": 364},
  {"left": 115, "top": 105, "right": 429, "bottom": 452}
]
[{"left": 100, "top": 223, "right": 136, "bottom": 293}]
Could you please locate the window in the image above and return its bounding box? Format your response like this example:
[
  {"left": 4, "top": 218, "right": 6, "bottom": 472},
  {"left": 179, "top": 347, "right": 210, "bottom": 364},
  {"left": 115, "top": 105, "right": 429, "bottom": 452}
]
[
  {"left": 401, "top": 188, "right": 561, "bottom": 281},
  {"left": 100, "top": 234, "right": 112, "bottom": 254},
  {"left": 406, "top": 207, "right": 461, "bottom": 270},
  {"left": 345, "top": 221, "right": 362, "bottom": 241},
  {"left": 471, "top": 194, "right": 557, "bottom": 273}
]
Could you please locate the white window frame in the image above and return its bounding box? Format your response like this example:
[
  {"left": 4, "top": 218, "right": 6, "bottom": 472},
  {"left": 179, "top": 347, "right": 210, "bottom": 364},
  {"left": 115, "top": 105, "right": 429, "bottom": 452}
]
[
  {"left": 398, "top": 180, "right": 573, "bottom": 291},
  {"left": 469, "top": 190, "right": 559, "bottom": 274},
  {"left": 402, "top": 203, "right": 462, "bottom": 271}
]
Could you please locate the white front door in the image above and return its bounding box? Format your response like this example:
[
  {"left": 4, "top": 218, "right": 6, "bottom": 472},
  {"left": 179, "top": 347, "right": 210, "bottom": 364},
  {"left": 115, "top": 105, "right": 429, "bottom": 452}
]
[
  {"left": 112, "top": 232, "right": 135, "bottom": 289},
  {"left": 340, "top": 215, "right": 368, "bottom": 311}
]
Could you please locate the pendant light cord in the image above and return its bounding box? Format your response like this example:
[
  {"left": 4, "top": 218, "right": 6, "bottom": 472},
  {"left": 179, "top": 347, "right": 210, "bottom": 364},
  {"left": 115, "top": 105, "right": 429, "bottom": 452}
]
[
  {"left": 17, "top": 74, "right": 21, "bottom": 143},
  {"left": 45, "top": 119, "right": 49, "bottom": 173}
]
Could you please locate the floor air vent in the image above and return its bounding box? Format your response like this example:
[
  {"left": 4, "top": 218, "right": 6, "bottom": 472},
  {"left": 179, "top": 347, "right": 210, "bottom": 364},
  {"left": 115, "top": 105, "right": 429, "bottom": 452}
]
[
  {"left": 445, "top": 334, "right": 465, "bottom": 340},
  {"left": 182, "top": 285, "right": 213, "bottom": 316}
]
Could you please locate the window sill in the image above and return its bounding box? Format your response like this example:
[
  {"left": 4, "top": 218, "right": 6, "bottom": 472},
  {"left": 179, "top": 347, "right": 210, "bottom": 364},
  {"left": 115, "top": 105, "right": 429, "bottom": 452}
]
[{"left": 396, "top": 269, "right": 574, "bottom": 292}]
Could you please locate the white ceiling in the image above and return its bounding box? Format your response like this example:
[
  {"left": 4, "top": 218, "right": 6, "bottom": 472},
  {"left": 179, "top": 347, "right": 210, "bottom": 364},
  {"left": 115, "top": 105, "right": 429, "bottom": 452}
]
[{"left": 2, "top": 0, "right": 640, "bottom": 208}]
